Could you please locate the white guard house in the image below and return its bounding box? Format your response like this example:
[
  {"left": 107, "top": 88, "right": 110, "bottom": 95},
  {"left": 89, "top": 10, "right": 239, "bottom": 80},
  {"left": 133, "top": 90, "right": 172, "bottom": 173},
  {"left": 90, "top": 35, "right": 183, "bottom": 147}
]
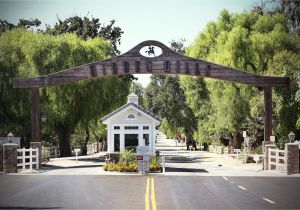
[{"left": 101, "top": 93, "right": 160, "bottom": 155}]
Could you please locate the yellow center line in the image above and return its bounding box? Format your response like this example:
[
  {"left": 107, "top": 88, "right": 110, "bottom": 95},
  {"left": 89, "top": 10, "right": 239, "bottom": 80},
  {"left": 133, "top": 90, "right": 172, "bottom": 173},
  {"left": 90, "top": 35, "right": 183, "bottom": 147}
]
[
  {"left": 151, "top": 177, "right": 157, "bottom": 210},
  {"left": 145, "top": 178, "right": 150, "bottom": 210}
]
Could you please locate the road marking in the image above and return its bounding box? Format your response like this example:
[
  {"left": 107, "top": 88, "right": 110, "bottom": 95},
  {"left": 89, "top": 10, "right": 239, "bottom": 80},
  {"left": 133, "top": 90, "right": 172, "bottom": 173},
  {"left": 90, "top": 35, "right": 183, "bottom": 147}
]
[
  {"left": 145, "top": 178, "right": 150, "bottom": 210},
  {"left": 231, "top": 182, "right": 234, "bottom": 184},
  {"left": 262, "top": 197, "right": 276, "bottom": 204},
  {"left": 238, "top": 185, "right": 247, "bottom": 190},
  {"left": 222, "top": 176, "right": 228, "bottom": 181},
  {"left": 151, "top": 178, "right": 157, "bottom": 210}
]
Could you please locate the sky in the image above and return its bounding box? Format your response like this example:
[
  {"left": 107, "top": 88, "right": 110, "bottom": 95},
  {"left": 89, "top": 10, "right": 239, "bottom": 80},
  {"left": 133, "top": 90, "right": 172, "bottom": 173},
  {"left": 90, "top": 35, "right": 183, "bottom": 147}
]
[{"left": 0, "top": 0, "right": 258, "bottom": 87}]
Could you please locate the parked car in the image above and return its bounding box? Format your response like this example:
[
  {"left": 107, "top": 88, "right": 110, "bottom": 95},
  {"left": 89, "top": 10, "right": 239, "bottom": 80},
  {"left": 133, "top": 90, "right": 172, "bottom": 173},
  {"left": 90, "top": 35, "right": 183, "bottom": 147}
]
[{"left": 186, "top": 140, "right": 197, "bottom": 150}]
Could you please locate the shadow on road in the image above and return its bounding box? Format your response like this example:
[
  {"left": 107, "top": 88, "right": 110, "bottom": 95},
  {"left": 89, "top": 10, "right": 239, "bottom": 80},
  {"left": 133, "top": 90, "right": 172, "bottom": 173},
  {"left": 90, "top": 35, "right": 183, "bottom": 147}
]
[
  {"left": 0, "top": 207, "right": 62, "bottom": 209},
  {"left": 165, "top": 167, "right": 208, "bottom": 173}
]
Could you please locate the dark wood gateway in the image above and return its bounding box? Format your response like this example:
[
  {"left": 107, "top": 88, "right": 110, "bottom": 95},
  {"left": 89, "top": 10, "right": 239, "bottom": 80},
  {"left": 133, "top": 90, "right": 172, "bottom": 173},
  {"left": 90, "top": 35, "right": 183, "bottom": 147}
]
[{"left": 13, "top": 40, "right": 290, "bottom": 146}]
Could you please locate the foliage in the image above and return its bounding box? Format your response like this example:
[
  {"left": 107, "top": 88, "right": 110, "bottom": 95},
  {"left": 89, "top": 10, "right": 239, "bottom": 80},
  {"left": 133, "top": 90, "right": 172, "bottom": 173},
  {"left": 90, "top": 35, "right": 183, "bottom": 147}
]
[
  {"left": 0, "top": 18, "right": 41, "bottom": 35},
  {"left": 130, "top": 82, "right": 144, "bottom": 106},
  {"left": 103, "top": 155, "right": 160, "bottom": 172},
  {"left": 184, "top": 9, "right": 300, "bottom": 152},
  {"left": 150, "top": 156, "right": 161, "bottom": 171},
  {"left": 144, "top": 74, "right": 196, "bottom": 139},
  {"left": 0, "top": 29, "right": 130, "bottom": 156},
  {"left": 119, "top": 149, "right": 136, "bottom": 164},
  {"left": 45, "top": 16, "right": 123, "bottom": 55}
]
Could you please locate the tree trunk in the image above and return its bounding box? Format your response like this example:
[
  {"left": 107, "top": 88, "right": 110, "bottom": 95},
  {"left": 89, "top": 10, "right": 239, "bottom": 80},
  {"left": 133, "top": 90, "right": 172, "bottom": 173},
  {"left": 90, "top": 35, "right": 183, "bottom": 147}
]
[
  {"left": 81, "top": 127, "right": 90, "bottom": 155},
  {"left": 56, "top": 127, "right": 72, "bottom": 157},
  {"left": 228, "top": 133, "right": 234, "bottom": 154},
  {"left": 233, "top": 132, "right": 242, "bottom": 149},
  {"left": 228, "top": 132, "right": 242, "bottom": 154},
  {"left": 93, "top": 131, "right": 100, "bottom": 152}
]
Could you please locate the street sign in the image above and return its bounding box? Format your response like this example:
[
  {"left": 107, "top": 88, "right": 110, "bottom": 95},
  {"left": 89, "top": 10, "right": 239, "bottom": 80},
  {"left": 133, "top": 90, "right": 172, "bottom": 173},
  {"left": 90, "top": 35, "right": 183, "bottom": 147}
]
[
  {"left": 136, "top": 146, "right": 150, "bottom": 155},
  {"left": 136, "top": 155, "right": 143, "bottom": 160},
  {"left": 136, "top": 146, "right": 150, "bottom": 173},
  {"left": 270, "top": 136, "right": 275, "bottom": 142}
]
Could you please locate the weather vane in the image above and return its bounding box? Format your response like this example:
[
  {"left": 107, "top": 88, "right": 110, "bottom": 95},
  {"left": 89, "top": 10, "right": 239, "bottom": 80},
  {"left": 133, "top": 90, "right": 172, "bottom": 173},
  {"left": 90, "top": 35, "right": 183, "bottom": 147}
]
[{"left": 145, "top": 46, "right": 156, "bottom": 57}]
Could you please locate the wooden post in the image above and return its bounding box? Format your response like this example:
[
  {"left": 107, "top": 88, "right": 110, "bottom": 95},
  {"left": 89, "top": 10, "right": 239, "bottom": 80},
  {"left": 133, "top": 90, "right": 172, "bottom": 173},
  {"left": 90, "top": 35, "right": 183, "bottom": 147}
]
[
  {"left": 31, "top": 88, "right": 40, "bottom": 143},
  {"left": 264, "top": 86, "right": 272, "bottom": 143},
  {"left": 31, "top": 88, "right": 42, "bottom": 167}
]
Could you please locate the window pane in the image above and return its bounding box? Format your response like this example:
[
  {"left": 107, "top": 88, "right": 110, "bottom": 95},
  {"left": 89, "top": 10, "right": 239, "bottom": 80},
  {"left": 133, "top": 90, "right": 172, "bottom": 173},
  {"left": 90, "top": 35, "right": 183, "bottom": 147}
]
[
  {"left": 124, "top": 126, "right": 138, "bottom": 130},
  {"left": 125, "top": 134, "right": 138, "bottom": 152},
  {"left": 143, "top": 134, "right": 149, "bottom": 146},
  {"left": 114, "top": 134, "right": 120, "bottom": 152}
]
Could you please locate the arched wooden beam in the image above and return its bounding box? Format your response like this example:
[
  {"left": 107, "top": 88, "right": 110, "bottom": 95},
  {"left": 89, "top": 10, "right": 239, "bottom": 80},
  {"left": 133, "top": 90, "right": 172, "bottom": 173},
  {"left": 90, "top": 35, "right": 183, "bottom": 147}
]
[{"left": 13, "top": 40, "right": 289, "bottom": 88}]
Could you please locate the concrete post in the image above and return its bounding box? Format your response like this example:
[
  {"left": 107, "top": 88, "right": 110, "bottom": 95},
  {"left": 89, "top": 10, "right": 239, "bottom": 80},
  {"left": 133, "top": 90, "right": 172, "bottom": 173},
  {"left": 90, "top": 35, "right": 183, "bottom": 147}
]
[
  {"left": 3, "top": 143, "right": 18, "bottom": 174},
  {"left": 264, "top": 144, "right": 276, "bottom": 170},
  {"left": 285, "top": 143, "right": 299, "bottom": 175},
  {"left": 30, "top": 142, "right": 42, "bottom": 168},
  {"left": 0, "top": 145, "right": 3, "bottom": 172}
]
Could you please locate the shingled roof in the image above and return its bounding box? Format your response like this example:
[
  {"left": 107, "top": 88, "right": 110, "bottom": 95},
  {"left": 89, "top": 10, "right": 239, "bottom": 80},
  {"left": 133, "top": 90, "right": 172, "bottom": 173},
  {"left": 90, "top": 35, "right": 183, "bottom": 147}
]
[{"left": 101, "top": 102, "right": 161, "bottom": 123}]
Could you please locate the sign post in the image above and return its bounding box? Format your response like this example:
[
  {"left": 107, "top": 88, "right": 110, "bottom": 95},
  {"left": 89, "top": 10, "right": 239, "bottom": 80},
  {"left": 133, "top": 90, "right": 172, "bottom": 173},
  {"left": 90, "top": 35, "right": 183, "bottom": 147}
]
[
  {"left": 136, "top": 146, "right": 150, "bottom": 175},
  {"left": 234, "top": 149, "right": 241, "bottom": 166}
]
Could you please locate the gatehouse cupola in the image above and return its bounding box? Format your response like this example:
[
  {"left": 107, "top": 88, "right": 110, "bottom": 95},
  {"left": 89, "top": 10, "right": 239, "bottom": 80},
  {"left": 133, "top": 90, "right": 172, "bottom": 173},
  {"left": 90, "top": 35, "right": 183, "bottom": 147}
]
[{"left": 127, "top": 93, "right": 139, "bottom": 105}]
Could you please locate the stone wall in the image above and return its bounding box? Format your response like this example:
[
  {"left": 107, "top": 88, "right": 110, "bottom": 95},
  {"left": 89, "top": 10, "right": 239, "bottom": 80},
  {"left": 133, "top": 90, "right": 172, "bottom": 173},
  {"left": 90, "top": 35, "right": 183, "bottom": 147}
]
[
  {"left": 285, "top": 143, "right": 299, "bottom": 175},
  {"left": 3, "top": 144, "right": 18, "bottom": 174}
]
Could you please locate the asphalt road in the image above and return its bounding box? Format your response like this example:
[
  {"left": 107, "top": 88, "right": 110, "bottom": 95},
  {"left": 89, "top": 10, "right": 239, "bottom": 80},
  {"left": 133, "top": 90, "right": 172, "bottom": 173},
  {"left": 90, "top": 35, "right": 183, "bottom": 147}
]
[{"left": 0, "top": 175, "right": 300, "bottom": 209}]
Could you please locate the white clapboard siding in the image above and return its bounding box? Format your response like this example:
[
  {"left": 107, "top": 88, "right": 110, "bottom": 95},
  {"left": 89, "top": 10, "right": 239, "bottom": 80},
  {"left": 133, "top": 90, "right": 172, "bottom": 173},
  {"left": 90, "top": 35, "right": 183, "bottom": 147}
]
[{"left": 17, "top": 148, "right": 39, "bottom": 170}]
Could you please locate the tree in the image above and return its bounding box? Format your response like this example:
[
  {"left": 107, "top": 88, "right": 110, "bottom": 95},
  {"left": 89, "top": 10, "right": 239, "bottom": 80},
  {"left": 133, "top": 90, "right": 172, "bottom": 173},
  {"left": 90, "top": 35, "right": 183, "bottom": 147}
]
[
  {"left": 186, "top": 9, "right": 299, "bottom": 152},
  {"left": 0, "top": 29, "right": 131, "bottom": 156},
  {"left": 45, "top": 16, "right": 123, "bottom": 55},
  {"left": 0, "top": 18, "right": 41, "bottom": 35},
  {"left": 144, "top": 74, "right": 196, "bottom": 139},
  {"left": 131, "top": 82, "right": 144, "bottom": 107}
]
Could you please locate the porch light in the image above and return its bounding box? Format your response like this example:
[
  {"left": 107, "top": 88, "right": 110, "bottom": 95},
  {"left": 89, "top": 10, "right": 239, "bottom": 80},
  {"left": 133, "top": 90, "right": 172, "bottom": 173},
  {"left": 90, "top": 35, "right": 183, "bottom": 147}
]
[
  {"left": 7, "top": 132, "right": 14, "bottom": 143},
  {"left": 288, "top": 131, "right": 295, "bottom": 143},
  {"left": 41, "top": 115, "right": 47, "bottom": 122}
]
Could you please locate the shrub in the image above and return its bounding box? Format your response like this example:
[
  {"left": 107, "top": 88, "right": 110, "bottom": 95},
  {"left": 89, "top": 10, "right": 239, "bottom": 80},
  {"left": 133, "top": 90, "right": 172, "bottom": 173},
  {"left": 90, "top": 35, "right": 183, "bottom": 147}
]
[
  {"left": 103, "top": 154, "right": 161, "bottom": 172},
  {"left": 119, "top": 149, "right": 135, "bottom": 163}
]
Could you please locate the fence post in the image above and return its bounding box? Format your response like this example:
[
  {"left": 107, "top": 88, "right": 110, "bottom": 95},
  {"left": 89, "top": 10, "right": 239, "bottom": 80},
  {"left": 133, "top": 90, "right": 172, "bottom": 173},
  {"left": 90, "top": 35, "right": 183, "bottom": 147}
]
[
  {"left": 22, "top": 148, "right": 26, "bottom": 170},
  {"left": 162, "top": 155, "right": 165, "bottom": 174},
  {"left": 36, "top": 148, "right": 39, "bottom": 169},
  {"left": 30, "top": 142, "right": 41, "bottom": 168},
  {"left": 264, "top": 144, "right": 276, "bottom": 170},
  {"left": 3, "top": 143, "right": 18, "bottom": 174},
  {"left": 285, "top": 143, "right": 299, "bottom": 175},
  {"left": 0, "top": 145, "right": 3, "bottom": 172}
]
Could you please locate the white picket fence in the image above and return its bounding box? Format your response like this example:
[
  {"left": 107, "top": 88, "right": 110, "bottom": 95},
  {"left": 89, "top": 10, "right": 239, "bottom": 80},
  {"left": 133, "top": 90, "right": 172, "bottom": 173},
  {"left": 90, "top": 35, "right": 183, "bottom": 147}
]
[
  {"left": 268, "top": 148, "right": 286, "bottom": 171},
  {"left": 87, "top": 143, "right": 98, "bottom": 155},
  {"left": 17, "top": 148, "right": 39, "bottom": 170},
  {"left": 42, "top": 146, "right": 60, "bottom": 158}
]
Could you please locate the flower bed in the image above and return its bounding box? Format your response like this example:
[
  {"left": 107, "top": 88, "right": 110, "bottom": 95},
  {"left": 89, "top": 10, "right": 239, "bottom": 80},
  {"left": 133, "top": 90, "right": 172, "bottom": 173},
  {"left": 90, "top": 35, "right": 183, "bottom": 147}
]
[{"left": 103, "top": 150, "right": 160, "bottom": 172}]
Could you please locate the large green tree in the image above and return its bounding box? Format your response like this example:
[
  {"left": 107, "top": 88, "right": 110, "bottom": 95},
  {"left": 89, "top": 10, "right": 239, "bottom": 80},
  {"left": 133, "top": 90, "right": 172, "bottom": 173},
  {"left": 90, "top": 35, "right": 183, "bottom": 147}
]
[
  {"left": 185, "top": 9, "right": 299, "bottom": 151},
  {"left": 144, "top": 74, "right": 196, "bottom": 139},
  {"left": 0, "top": 29, "right": 130, "bottom": 156}
]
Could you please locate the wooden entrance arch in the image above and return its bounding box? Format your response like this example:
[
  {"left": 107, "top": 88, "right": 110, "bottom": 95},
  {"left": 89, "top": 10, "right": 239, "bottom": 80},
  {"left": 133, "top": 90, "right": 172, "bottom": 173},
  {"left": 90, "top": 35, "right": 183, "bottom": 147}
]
[{"left": 13, "top": 40, "right": 290, "bottom": 147}]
